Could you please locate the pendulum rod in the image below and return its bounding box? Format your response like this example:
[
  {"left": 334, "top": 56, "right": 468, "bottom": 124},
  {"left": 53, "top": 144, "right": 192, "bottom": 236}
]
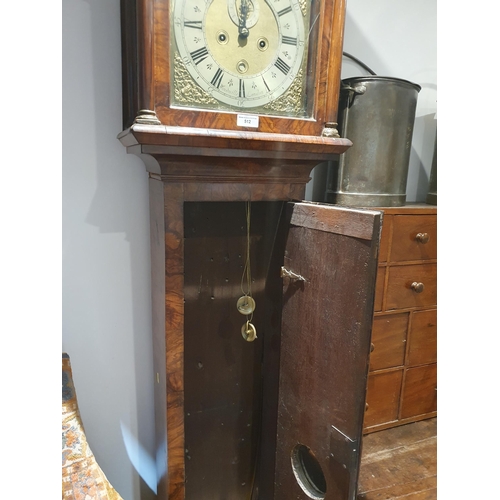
[{"left": 237, "top": 201, "right": 257, "bottom": 342}]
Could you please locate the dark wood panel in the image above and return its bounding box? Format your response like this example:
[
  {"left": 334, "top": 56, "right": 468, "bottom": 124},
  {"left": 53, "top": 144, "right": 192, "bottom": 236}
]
[
  {"left": 369, "top": 313, "right": 408, "bottom": 371},
  {"left": 275, "top": 203, "right": 381, "bottom": 499},
  {"left": 364, "top": 370, "right": 403, "bottom": 428},
  {"left": 407, "top": 309, "right": 437, "bottom": 367},
  {"left": 183, "top": 202, "right": 283, "bottom": 499},
  {"left": 400, "top": 365, "right": 437, "bottom": 419},
  {"left": 182, "top": 182, "right": 298, "bottom": 202},
  {"left": 256, "top": 202, "right": 289, "bottom": 500},
  {"left": 290, "top": 202, "right": 382, "bottom": 240}
]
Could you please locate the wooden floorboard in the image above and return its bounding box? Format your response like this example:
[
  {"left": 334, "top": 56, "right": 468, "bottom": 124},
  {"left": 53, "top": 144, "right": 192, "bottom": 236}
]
[{"left": 358, "top": 418, "right": 437, "bottom": 500}]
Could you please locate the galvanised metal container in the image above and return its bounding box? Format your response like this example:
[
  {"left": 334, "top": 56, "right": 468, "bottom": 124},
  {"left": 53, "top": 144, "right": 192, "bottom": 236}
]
[
  {"left": 426, "top": 132, "right": 437, "bottom": 205},
  {"left": 325, "top": 76, "right": 421, "bottom": 207}
]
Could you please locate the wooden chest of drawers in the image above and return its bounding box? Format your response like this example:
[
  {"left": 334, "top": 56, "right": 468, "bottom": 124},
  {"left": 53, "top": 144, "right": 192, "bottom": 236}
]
[{"left": 364, "top": 204, "right": 437, "bottom": 433}]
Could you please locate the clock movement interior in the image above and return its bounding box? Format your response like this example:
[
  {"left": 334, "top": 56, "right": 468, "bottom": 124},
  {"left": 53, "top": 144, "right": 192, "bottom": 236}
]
[{"left": 183, "top": 201, "right": 286, "bottom": 498}]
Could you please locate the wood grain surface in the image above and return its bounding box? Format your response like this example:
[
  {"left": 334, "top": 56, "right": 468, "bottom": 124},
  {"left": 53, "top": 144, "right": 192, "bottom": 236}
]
[
  {"left": 369, "top": 314, "right": 408, "bottom": 372},
  {"left": 385, "top": 264, "right": 437, "bottom": 311},
  {"left": 400, "top": 365, "right": 437, "bottom": 420},
  {"left": 182, "top": 202, "right": 283, "bottom": 499},
  {"left": 358, "top": 418, "right": 437, "bottom": 500},
  {"left": 390, "top": 215, "right": 437, "bottom": 262},
  {"left": 289, "top": 202, "right": 381, "bottom": 240},
  {"left": 365, "top": 370, "right": 404, "bottom": 428},
  {"left": 164, "top": 184, "right": 186, "bottom": 500},
  {"left": 148, "top": 179, "right": 168, "bottom": 499},
  {"left": 274, "top": 203, "right": 382, "bottom": 499},
  {"left": 366, "top": 205, "right": 437, "bottom": 434},
  {"left": 407, "top": 309, "right": 437, "bottom": 367}
]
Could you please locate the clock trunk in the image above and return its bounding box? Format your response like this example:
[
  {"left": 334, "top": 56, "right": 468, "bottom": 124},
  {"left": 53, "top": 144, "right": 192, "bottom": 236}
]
[{"left": 146, "top": 179, "right": 381, "bottom": 499}]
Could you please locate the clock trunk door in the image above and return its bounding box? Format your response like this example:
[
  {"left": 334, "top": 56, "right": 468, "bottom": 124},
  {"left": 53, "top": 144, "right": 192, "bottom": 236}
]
[{"left": 274, "top": 202, "right": 382, "bottom": 500}]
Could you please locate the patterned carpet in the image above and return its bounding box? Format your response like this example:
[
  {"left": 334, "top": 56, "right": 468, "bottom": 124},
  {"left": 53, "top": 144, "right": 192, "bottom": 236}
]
[{"left": 62, "top": 353, "right": 124, "bottom": 500}]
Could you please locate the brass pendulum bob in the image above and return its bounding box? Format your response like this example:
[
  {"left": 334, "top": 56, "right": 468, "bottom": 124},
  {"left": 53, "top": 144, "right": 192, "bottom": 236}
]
[
  {"left": 237, "top": 296, "right": 257, "bottom": 342},
  {"left": 236, "top": 295, "right": 256, "bottom": 315},
  {"left": 241, "top": 320, "right": 257, "bottom": 342}
]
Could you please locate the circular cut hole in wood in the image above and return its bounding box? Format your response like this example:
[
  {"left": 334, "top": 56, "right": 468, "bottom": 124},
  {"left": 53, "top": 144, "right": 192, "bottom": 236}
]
[{"left": 291, "top": 444, "right": 327, "bottom": 499}]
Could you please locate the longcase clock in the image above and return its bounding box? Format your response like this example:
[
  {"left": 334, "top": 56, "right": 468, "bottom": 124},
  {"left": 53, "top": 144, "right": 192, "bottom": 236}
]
[{"left": 118, "top": 0, "right": 382, "bottom": 499}]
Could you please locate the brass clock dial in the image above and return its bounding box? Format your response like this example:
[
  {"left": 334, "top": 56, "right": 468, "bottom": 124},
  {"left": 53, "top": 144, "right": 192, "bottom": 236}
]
[{"left": 172, "top": 0, "right": 310, "bottom": 116}]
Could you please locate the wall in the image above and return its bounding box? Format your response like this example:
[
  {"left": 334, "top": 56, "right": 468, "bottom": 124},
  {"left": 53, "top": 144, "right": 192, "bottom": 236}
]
[
  {"left": 62, "top": 1, "right": 156, "bottom": 499},
  {"left": 62, "top": 0, "right": 436, "bottom": 499}
]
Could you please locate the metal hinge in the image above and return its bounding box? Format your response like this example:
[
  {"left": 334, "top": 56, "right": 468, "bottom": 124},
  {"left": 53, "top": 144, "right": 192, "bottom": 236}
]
[{"left": 280, "top": 266, "right": 307, "bottom": 282}]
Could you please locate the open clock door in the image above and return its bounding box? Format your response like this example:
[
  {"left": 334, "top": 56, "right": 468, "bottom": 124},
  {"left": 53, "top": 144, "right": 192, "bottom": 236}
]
[{"left": 275, "top": 202, "right": 382, "bottom": 500}]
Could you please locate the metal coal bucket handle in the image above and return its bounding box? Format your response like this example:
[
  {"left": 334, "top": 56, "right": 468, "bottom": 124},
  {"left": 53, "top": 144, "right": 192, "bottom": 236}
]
[
  {"left": 341, "top": 52, "right": 375, "bottom": 105},
  {"left": 343, "top": 85, "right": 367, "bottom": 94},
  {"left": 342, "top": 84, "right": 367, "bottom": 106}
]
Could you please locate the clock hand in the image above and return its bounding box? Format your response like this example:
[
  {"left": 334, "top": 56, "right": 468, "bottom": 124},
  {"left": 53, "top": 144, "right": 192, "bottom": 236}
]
[
  {"left": 228, "top": 0, "right": 259, "bottom": 31},
  {"left": 238, "top": 0, "right": 250, "bottom": 38}
]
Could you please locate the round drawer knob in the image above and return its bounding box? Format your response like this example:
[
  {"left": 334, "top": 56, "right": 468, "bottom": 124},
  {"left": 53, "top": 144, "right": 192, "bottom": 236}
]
[
  {"left": 411, "top": 281, "right": 425, "bottom": 293},
  {"left": 365, "top": 403, "right": 369, "bottom": 412},
  {"left": 415, "top": 232, "right": 430, "bottom": 244},
  {"left": 370, "top": 343, "right": 375, "bottom": 352}
]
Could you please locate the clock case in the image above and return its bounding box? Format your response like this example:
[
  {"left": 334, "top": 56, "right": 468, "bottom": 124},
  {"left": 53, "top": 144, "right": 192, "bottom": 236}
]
[
  {"left": 120, "top": 0, "right": 352, "bottom": 142},
  {"left": 118, "top": 1, "right": 381, "bottom": 499}
]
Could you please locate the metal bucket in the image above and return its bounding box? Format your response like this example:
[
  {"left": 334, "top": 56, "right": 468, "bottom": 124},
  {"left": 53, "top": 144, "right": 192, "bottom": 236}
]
[
  {"left": 426, "top": 131, "right": 437, "bottom": 205},
  {"left": 325, "top": 76, "right": 421, "bottom": 207}
]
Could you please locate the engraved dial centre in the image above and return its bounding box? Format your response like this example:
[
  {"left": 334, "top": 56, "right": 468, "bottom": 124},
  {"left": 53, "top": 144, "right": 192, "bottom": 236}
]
[
  {"left": 172, "top": 0, "right": 307, "bottom": 109},
  {"left": 205, "top": 0, "right": 278, "bottom": 77}
]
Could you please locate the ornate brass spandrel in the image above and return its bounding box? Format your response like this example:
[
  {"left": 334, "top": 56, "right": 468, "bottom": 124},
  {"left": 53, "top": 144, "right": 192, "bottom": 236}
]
[
  {"left": 172, "top": 54, "right": 309, "bottom": 117},
  {"left": 298, "top": 0, "right": 307, "bottom": 17},
  {"left": 173, "top": 52, "right": 219, "bottom": 106},
  {"left": 263, "top": 69, "right": 306, "bottom": 115}
]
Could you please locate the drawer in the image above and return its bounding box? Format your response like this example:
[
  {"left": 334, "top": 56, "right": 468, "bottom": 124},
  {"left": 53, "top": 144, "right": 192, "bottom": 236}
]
[
  {"left": 400, "top": 364, "right": 437, "bottom": 419},
  {"left": 369, "top": 313, "right": 408, "bottom": 371},
  {"left": 374, "top": 267, "right": 385, "bottom": 312},
  {"left": 407, "top": 309, "right": 437, "bottom": 366},
  {"left": 364, "top": 369, "right": 403, "bottom": 428},
  {"left": 385, "top": 263, "right": 437, "bottom": 310},
  {"left": 390, "top": 215, "right": 437, "bottom": 262},
  {"left": 378, "top": 215, "right": 392, "bottom": 263}
]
